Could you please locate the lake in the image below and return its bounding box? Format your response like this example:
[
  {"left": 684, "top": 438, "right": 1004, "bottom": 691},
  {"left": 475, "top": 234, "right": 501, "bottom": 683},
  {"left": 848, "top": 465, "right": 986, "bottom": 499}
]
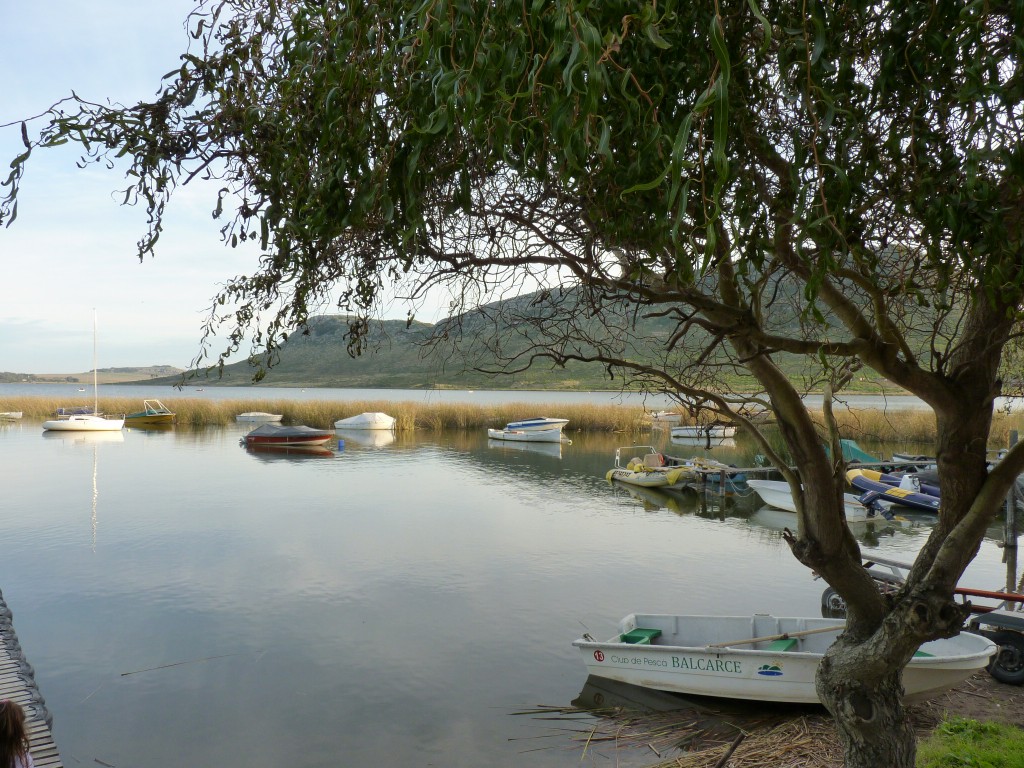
[{"left": 0, "top": 414, "right": 1017, "bottom": 767}]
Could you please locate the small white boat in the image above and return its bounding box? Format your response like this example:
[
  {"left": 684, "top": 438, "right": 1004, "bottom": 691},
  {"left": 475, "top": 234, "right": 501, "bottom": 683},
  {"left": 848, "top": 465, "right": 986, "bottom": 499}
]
[
  {"left": 236, "top": 412, "right": 284, "bottom": 423},
  {"left": 573, "top": 613, "right": 996, "bottom": 704},
  {"left": 487, "top": 427, "right": 569, "bottom": 444},
  {"left": 242, "top": 424, "right": 333, "bottom": 447},
  {"left": 747, "top": 479, "right": 885, "bottom": 522},
  {"left": 334, "top": 412, "right": 396, "bottom": 430},
  {"left": 650, "top": 411, "right": 683, "bottom": 426},
  {"left": 0, "top": 411, "right": 22, "bottom": 420},
  {"left": 670, "top": 424, "right": 737, "bottom": 440},
  {"left": 503, "top": 417, "right": 569, "bottom": 432}
]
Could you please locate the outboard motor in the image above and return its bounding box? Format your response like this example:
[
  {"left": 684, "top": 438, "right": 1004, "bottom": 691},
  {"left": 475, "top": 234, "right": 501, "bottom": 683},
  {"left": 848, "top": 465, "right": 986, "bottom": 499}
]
[
  {"left": 898, "top": 473, "right": 921, "bottom": 492},
  {"left": 858, "top": 491, "right": 895, "bottom": 520}
]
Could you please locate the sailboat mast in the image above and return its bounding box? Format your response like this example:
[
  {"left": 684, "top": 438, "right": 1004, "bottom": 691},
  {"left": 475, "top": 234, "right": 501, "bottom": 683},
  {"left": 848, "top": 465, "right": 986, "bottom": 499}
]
[{"left": 93, "top": 309, "right": 98, "bottom": 415}]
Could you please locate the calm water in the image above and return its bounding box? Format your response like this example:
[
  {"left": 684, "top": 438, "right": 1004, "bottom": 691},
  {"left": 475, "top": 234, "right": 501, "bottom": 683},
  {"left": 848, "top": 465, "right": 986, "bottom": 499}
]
[{"left": 0, "top": 418, "right": 1017, "bottom": 767}]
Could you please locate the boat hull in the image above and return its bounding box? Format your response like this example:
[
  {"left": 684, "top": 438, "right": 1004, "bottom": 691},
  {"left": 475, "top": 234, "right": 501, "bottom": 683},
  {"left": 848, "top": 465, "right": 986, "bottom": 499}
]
[
  {"left": 334, "top": 412, "right": 396, "bottom": 430},
  {"left": 847, "top": 469, "right": 941, "bottom": 513},
  {"left": 487, "top": 428, "right": 567, "bottom": 443},
  {"left": 42, "top": 414, "right": 124, "bottom": 432},
  {"left": 503, "top": 417, "right": 569, "bottom": 432},
  {"left": 573, "top": 614, "right": 995, "bottom": 704},
  {"left": 243, "top": 424, "right": 333, "bottom": 447},
  {"left": 124, "top": 400, "right": 175, "bottom": 426},
  {"left": 748, "top": 479, "right": 875, "bottom": 521},
  {"left": 670, "top": 425, "right": 736, "bottom": 440},
  {"left": 236, "top": 412, "right": 283, "bottom": 423}
]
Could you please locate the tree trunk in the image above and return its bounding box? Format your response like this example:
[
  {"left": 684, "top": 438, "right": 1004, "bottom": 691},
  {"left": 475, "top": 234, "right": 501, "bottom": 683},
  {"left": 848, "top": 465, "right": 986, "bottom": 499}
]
[{"left": 816, "top": 640, "right": 917, "bottom": 767}]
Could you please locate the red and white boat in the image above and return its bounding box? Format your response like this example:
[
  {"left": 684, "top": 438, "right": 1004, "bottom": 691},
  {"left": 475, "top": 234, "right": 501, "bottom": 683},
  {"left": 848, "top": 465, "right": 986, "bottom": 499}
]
[{"left": 242, "top": 424, "right": 334, "bottom": 447}]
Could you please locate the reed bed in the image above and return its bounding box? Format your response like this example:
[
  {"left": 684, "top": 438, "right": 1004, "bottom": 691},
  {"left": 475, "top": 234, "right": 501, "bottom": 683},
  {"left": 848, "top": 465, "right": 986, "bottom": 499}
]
[{"left": 4, "top": 394, "right": 1024, "bottom": 443}]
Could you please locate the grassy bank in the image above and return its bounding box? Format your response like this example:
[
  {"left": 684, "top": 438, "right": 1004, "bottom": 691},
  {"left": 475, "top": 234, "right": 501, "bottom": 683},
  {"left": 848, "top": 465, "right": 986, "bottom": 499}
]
[{"left": 3, "top": 395, "right": 1024, "bottom": 443}]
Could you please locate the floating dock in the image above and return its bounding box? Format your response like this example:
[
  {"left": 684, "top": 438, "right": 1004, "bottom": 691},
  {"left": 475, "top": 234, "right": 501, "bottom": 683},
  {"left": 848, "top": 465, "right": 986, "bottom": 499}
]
[{"left": 0, "top": 590, "right": 62, "bottom": 767}]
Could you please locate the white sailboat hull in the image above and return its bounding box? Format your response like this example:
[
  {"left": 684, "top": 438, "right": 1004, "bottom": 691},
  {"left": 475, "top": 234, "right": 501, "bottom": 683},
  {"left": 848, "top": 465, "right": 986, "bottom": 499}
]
[{"left": 42, "top": 414, "right": 125, "bottom": 432}]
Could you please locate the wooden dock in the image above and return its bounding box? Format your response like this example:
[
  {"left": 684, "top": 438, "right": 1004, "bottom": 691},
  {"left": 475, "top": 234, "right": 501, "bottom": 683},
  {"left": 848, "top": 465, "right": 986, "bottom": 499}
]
[{"left": 0, "top": 591, "right": 62, "bottom": 767}]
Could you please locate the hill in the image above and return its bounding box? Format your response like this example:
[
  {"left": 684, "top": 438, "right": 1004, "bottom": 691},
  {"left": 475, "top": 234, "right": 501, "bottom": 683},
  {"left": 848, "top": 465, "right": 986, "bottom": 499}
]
[
  {"left": 0, "top": 366, "right": 184, "bottom": 385},
  {"left": 125, "top": 284, "right": 898, "bottom": 391},
  {"left": 135, "top": 315, "right": 623, "bottom": 390}
]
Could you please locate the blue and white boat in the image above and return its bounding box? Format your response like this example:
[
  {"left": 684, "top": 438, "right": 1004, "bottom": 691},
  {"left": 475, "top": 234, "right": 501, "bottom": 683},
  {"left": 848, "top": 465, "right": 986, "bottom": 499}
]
[
  {"left": 503, "top": 416, "right": 569, "bottom": 432},
  {"left": 847, "top": 468, "right": 941, "bottom": 513}
]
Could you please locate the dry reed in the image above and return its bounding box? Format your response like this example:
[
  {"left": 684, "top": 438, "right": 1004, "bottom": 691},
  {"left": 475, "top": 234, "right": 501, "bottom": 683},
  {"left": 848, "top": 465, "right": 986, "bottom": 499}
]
[{"left": 3, "top": 394, "right": 1024, "bottom": 442}]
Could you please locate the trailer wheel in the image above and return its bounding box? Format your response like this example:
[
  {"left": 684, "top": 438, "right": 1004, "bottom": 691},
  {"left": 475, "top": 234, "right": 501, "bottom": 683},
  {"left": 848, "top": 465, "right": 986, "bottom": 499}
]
[
  {"left": 986, "top": 630, "right": 1024, "bottom": 685},
  {"left": 820, "top": 587, "right": 847, "bottom": 618}
]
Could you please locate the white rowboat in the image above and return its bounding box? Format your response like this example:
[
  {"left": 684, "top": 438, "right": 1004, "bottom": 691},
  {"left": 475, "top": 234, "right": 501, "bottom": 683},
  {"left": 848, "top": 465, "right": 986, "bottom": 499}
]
[
  {"left": 747, "top": 479, "right": 884, "bottom": 522},
  {"left": 236, "top": 412, "right": 284, "bottom": 423},
  {"left": 503, "top": 417, "right": 569, "bottom": 432},
  {"left": 487, "top": 427, "right": 569, "bottom": 443},
  {"left": 573, "top": 613, "right": 996, "bottom": 704},
  {"left": 670, "top": 424, "right": 736, "bottom": 440}
]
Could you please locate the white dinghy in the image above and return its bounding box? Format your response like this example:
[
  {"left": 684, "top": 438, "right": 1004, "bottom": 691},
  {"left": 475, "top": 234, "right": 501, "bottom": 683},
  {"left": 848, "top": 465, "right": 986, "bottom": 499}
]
[
  {"left": 334, "top": 412, "right": 396, "bottom": 430},
  {"left": 573, "top": 613, "right": 995, "bottom": 704},
  {"left": 747, "top": 479, "right": 888, "bottom": 522}
]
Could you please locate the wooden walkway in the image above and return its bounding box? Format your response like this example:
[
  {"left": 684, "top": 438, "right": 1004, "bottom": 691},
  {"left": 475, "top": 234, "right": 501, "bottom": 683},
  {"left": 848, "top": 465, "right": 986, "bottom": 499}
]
[{"left": 0, "top": 591, "right": 62, "bottom": 768}]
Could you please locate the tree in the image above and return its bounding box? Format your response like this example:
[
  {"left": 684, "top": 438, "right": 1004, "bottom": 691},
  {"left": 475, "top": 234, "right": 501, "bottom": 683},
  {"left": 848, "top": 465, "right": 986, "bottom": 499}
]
[{"left": 4, "top": 1, "right": 1024, "bottom": 764}]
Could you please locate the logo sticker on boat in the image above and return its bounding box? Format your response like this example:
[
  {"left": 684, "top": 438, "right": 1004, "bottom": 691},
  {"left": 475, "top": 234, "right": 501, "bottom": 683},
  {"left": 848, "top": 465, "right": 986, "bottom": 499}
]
[
  {"left": 757, "top": 663, "right": 783, "bottom": 677},
  {"left": 593, "top": 650, "right": 605, "bottom": 662}
]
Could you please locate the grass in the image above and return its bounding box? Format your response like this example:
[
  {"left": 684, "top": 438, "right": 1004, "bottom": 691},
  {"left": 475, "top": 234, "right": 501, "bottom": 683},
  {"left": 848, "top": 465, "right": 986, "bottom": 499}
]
[
  {"left": 3, "top": 394, "right": 1024, "bottom": 443},
  {"left": 917, "top": 718, "right": 1024, "bottom": 767}
]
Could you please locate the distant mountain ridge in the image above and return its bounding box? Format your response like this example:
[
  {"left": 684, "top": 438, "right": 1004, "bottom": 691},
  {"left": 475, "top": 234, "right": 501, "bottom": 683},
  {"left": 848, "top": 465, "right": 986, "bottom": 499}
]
[
  {"left": 131, "top": 315, "right": 622, "bottom": 390},
  {"left": 0, "top": 366, "right": 183, "bottom": 385}
]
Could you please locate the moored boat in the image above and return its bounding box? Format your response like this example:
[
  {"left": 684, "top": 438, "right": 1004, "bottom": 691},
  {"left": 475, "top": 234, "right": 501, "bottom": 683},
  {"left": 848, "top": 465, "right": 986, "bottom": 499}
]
[
  {"left": 573, "top": 613, "right": 996, "bottom": 704},
  {"left": 42, "top": 413, "right": 125, "bottom": 432},
  {"left": 0, "top": 411, "right": 22, "bottom": 420},
  {"left": 747, "top": 479, "right": 887, "bottom": 522},
  {"left": 242, "top": 424, "right": 333, "bottom": 447},
  {"left": 503, "top": 416, "right": 569, "bottom": 432},
  {"left": 487, "top": 427, "right": 569, "bottom": 443},
  {"left": 605, "top": 446, "right": 697, "bottom": 488},
  {"left": 670, "top": 424, "right": 736, "bottom": 440},
  {"left": 334, "top": 412, "right": 396, "bottom": 430},
  {"left": 650, "top": 411, "right": 683, "bottom": 426},
  {"left": 236, "top": 412, "right": 284, "bottom": 423},
  {"left": 124, "top": 399, "right": 176, "bottom": 426},
  {"left": 847, "top": 468, "right": 941, "bottom": 513},
  {"left": 42, "top": 310, "right": 123, "bottom": 433}
]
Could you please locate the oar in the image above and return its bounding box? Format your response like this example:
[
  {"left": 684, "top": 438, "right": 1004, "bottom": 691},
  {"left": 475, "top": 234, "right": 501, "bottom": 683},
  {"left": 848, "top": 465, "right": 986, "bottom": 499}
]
[{"left": 706, "top": 624, "right": 845, "bottom": 649}]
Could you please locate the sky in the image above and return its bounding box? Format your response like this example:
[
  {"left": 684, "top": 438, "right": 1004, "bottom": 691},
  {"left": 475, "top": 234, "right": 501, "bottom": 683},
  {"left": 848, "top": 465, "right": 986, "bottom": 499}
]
[{"left": 0, "top": 2, "right": 447, "bottom": 374}]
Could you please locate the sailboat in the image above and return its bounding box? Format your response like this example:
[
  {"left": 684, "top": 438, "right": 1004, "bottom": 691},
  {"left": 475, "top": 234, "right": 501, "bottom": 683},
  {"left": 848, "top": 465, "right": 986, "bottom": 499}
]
[{"left": 42, "top": 312, "right": 125, "bottom": 432}]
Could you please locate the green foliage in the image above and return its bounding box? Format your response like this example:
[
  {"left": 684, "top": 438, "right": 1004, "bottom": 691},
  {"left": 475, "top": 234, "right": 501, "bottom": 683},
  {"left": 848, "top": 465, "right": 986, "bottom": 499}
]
[{"left": 917, "top": 718, "right": 1024, "bottom": 768}]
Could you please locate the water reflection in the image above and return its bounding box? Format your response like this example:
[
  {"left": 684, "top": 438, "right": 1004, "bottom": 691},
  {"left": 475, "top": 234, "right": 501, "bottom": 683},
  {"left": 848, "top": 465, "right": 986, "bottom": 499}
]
[
  {"left": 244, "top": 443, "right": 337, "bottom": 461},
  {"left": 40, "top": 430, "right": 125, "bottom": 445},
  {"left": 0, "top": 424, "right": 1017, "bottom": 768},
  {"left": 334, "top": 428, "right": 395, "bottom": 448},
  {"left": 486, "top": 438, "right": 563, "bottom": 459}
]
